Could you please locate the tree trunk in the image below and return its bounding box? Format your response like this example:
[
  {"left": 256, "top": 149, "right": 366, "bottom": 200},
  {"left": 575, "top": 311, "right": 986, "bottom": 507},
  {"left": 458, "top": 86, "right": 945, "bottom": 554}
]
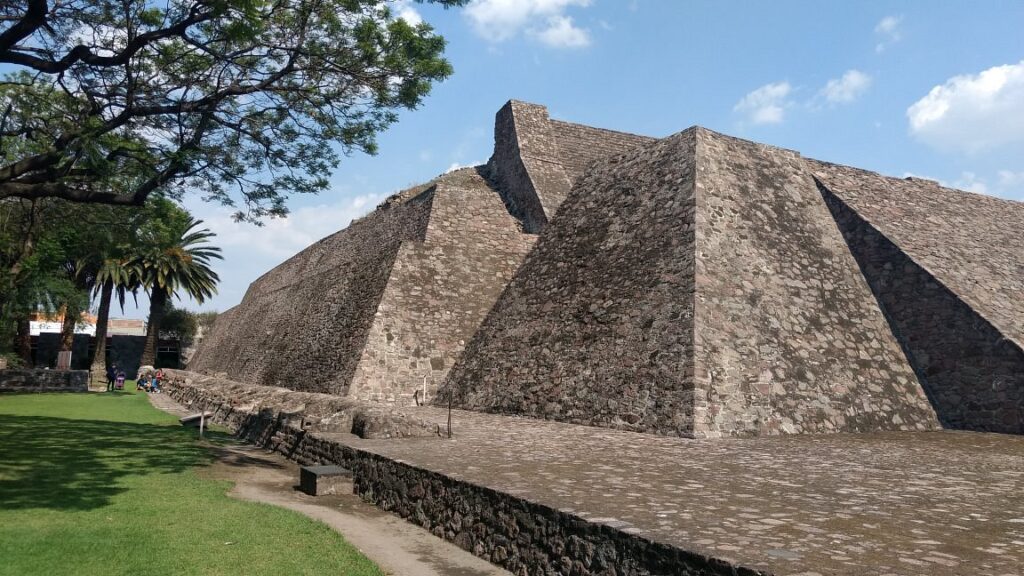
[
  {"left": 90, "top": 280, "right": 113, "bottom": 385},
  {"left": 140, "top": 286, "right": 167, "bottom": 367},
  {"left": 59, "top": 304, "right": 76, "bottom": 352},
  {"left": 15, "top": 317, "right": 32, "bottom": 366}
]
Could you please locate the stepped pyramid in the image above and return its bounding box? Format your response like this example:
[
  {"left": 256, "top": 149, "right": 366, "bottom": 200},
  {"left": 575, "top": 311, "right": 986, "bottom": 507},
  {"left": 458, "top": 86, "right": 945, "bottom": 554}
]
[{"left": 192, "top": 100, "right": 1024, "bottom": 438}]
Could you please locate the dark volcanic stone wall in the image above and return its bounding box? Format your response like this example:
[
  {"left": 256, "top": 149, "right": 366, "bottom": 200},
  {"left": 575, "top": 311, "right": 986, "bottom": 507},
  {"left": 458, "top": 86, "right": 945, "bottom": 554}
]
[
  {"left": 443, "top": 130, "right": 700, "bottom": 435},
  {"left": 347, "top": 169, "right": 536, "bottom": 403},
  {"left": 189, "top": 186, "right": 435, "bottom": 394},
  {"left": 691, "top": 130, "right": 938, "bottom": 437},
  {"left": 820, "top": 185, "right": 1024, "bottom": 433},
  {"left": 0, "top": 369, "right": 88, "bottom": 392}
]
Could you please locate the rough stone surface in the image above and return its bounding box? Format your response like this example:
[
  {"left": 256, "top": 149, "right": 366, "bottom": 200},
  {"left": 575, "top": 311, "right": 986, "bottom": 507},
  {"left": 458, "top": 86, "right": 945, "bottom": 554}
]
[
  {"left": 443, "top": 129, "right": 940, "bottom": 437},
  {"left": 189, "top": 184, "right": 434, "bottom": 395},
  {"left": 0, "top": 369, "right": 88, "bottom": 392},
  {"left": 347, "top": 169, "right": 535, "bottom": 404},
  {"left": 445, "top": 130, "right": 701, "bottom": 435},
  {"left": 162, "top": 374, "right": 1024, "bottom": 576},
  {"left": 691, "top": 130, "right": 938, "bottom": 437},
  {"left": 487, "top": 100, "right": 653, "bottom": 233},
  {"left": 190, "top": 169, "right": 533, "bottom": 403},
  {"left": 812, "top": 161, "right": 1024, "bottom": 348},
  {"left": 819, "top": 180, "right": 1024, "bottom": 434}
]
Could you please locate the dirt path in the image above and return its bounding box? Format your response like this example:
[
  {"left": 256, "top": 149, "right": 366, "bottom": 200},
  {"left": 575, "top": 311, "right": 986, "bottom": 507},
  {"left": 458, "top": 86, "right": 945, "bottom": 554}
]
[{"left": 148, "top": 393, "right": 509, "bottom": 576}]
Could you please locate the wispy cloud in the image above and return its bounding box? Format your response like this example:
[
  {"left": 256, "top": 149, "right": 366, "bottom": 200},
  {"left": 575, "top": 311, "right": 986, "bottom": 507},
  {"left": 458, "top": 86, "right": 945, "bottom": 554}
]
[
  {"left": 531, "top": 15, "right": 590, "bottom": 48},
  {"left": 874, "top": 15, "right": 902, "bottom": 53},
  {"left": 820, "top": 70, "right": 872, "bottom": 105},
  {"left": 465, "top": 0, "right": 593, "bottom": 48},
  {"left": 734, "top": 82, "right": 793, "bottom": 125}
]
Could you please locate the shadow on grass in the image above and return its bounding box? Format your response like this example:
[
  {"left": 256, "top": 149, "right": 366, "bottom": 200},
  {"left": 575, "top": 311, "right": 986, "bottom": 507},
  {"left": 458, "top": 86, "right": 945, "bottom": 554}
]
[{"left": 0, "top": 413, "right": 230, "bottom": 512}]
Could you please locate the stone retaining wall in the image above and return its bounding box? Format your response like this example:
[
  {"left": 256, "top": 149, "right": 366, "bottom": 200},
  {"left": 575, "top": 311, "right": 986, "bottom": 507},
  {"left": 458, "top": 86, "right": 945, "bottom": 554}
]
[
  {"left": 161, "top": 372, "right": 762, "bottom": 576},
  {"left": 161, "top": 370, "right": 439, "bottom": 440},
  {"left": 0, "top": 369, "right": 88, "bottom": 392}
]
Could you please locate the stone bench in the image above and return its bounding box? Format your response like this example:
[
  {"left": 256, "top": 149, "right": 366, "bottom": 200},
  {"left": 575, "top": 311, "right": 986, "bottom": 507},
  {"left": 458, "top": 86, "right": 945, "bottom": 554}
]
[
  {"left": 299, "top": 465, "right": 352, "bottom": 496},
  {"left": 179, "top": 412, "right": 214, "bottom": 427}
]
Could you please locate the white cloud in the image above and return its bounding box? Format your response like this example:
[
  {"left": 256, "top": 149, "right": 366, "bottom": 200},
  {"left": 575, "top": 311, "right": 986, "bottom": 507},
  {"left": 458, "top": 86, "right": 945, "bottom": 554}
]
[
  {"left": 182, "top": 194, "right": 381, "bottom": 312},
  {"left": 734, "top": 82, "right": 793, "bottom": 125},
  {"left": 385, "top": 0, "right": 423, "bottom": 25},
  {"left": 907, "top": 60, "right": 1024, "bottom": 154},
  {"left": 821, "top": 70, "right": 872, "bottom": 104},
  {"left": 532, "top": 15, "right": 590, "bottom": 48},
  {"left": 465, "top": 0, "right": 593, "bottom": 47},
  {"left": 874, "top": 15, "right": 902, "bottom": 53}
]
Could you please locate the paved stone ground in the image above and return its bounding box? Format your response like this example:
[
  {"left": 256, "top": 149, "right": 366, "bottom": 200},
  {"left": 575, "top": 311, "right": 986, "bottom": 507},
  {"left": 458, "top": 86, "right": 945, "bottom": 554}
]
[{"left": 327, "top": 406, "right": 1024, "bottom": 576}]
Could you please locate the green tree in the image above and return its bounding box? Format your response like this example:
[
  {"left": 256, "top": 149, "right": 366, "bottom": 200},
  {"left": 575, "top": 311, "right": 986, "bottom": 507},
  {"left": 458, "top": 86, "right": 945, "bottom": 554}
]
[
  {"left": 134, "top": 206, "right": 221, "bottom": 366},
  {"left": 0, "top": 0, "right": 465, "bottom": 220},
  {"left": 90, "top": 253, "right": 141, "bottom": 380}
]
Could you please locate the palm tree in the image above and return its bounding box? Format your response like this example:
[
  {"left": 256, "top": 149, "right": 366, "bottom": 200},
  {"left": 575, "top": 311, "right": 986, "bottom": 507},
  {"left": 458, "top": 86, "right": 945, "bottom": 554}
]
[
  {"left": 89, "top": 256, "right": 140, "bottom": 383},
  {"left": 135, "top": 216, "right": 221, "bottom": 367}
]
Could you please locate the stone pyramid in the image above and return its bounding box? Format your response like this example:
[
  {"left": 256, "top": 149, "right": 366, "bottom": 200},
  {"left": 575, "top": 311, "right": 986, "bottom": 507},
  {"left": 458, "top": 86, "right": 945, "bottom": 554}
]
[{"left": 440, "top": 128, "right": 942, "bottom": 438}]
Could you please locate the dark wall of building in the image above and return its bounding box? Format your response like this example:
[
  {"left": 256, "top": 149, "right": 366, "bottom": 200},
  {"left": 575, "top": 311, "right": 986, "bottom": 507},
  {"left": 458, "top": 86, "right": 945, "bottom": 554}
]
[
  {"left": 32, "top": 334, "right": 174, "bottom": 377},
  {"left": 820, "top": 184, "right": 1024, "bottom": 433}
]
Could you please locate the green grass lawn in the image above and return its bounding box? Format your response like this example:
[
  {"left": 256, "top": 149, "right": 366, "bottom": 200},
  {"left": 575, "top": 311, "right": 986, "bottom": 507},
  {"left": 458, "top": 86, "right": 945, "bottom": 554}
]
[{"left": 0, "top": 389, "right": 383, "bottom": 576}]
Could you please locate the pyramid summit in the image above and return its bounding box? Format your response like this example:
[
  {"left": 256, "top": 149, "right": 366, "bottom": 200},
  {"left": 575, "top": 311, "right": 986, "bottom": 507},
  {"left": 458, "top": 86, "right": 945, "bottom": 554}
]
[{"left": 191, "top": 100, "right": 1024, "bottom": 438}]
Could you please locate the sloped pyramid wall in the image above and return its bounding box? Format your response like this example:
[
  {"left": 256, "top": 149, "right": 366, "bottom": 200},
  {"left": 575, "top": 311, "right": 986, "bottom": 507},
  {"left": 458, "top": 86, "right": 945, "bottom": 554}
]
[
  {"left": 443, "top": 130, "right": 702, "bottom": 435},
  {"left": 691, "top": 131, "right": 937, "bottom": 437},
  {"left": 192, "top": 168, "right": 535, "bottom": 400},
  {"left": 441, "top": 128, "right": 940, "bottom": 438},
  {"left": 189, "top": 186, "right": 435, "bottom": 395},
  {"left": 346, "top": 169, "right": 536, "bottom": 403},
  {"left": 813, "top": 163, "right": 1024, "bottom": 433}
]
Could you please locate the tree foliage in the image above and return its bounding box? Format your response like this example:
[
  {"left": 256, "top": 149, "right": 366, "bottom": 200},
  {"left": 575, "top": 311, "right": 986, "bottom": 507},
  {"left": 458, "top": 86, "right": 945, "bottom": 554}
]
[{"left": 0, "top": 0, "right": 464, "bottom": 220}]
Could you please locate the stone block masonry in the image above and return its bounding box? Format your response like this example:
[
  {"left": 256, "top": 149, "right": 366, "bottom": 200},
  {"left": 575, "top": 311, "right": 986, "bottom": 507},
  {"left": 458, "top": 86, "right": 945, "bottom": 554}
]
[
  {"left": 160, "top": 372, "right": 770, "bottom": 576},
  {"left": 819, "top": 182, "right": 1024, "bottom": 433},
  {"left": 0, "top": 369, "right": 88, "bottom": 392},
  {"left": 690, "top": 130, "right": 938, "bottom": 437},
  {"left": 444, "top": 130, "right": 702, "bottom": 436},
  {"left": 346, "top": 169, "right": 535, "bottom": 404},
  {"left": 189, "top": 184, "right": 435, "bottom": 395},
  {"left": 442, "top": 128, "right": 941, "bottom": 437},
  {"left": 159, "top": 372, "right": 1024, "bottom": 576}
]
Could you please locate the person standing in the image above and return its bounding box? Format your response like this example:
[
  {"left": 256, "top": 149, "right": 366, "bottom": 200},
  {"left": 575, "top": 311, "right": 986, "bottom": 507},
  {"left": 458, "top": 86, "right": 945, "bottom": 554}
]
[{"left": 106, "top": 364, "right": 117, "bottom": 392}]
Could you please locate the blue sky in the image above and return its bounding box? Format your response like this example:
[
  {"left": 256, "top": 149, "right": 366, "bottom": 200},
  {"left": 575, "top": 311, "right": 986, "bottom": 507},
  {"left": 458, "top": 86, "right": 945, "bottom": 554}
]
[{"left": 119, "top": 1, "right": 1024, "bottom": 316}]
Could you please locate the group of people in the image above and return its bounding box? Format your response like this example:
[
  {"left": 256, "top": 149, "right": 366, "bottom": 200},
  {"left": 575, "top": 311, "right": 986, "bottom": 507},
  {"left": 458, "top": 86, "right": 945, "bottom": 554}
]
[
  {"left": 137, "top": 369, "right": 164, "bottom": 393},
  {"left": 103, "top": 364, "right": 163, "bottom": 393}
]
